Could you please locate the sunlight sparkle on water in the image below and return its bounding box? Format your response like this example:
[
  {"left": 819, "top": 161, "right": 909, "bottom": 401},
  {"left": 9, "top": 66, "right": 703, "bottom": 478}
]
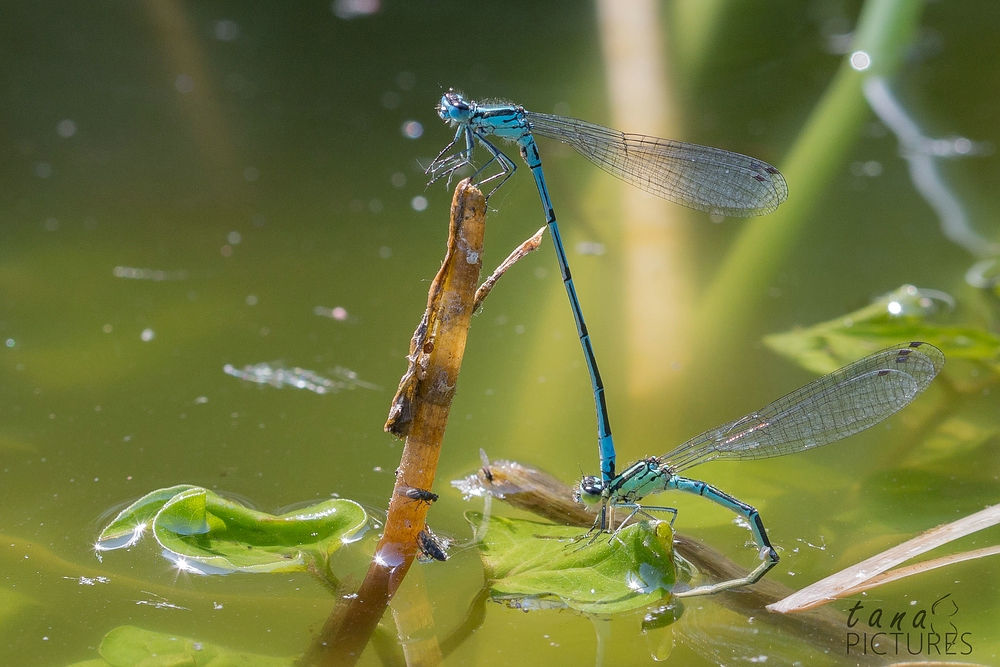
[
  {"left": 214, "top": 20, "right": 239, "bottom": 41},
  {"left": 56, "top": 119, "right": 76, "bottom": 138},
  {"left": 850, "top": 50, "right": 871, "bottom": 71},
  {"left": 94, "top": 521, "right": 147, "bottom": 554},
  {"left": 175, "top": 75, "right": 194, "bottom": 93},
  {"left": 224, "top": 362, "right": 379, "bottom": 393},
  {"left": 314, "top": 306, "right": 349, "bottom": 320},
  {"left": 172, "top": 557, "right": 201, "bottom": 574},
  {"left": 372, "top": 545, "right": 405, "bottom": 568},
  {"left": 401, "top": 120, "right": 423, "bottom": 139},
  {"left": 113, "top": 266, "right": 188, "bottom": 281},
  {"left": 626, "top": 571, "right": 646, "bottom": 592}
]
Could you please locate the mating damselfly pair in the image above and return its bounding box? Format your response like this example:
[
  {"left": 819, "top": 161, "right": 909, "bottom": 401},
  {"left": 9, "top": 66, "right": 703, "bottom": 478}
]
[
  {"left": 427, "top": 91, "right": 944, "bottom": 595},
  {"left": 428, "top": 90, "right": 788, "bottom": 484}
]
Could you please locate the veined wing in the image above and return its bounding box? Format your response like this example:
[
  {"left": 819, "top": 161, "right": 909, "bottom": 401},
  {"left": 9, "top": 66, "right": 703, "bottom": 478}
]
[
  {"left": 526, "top": 111, "right": 788, "bottom": 217},
  {"left": 661, "top": 342, "right": 944, "bottom": 473}
]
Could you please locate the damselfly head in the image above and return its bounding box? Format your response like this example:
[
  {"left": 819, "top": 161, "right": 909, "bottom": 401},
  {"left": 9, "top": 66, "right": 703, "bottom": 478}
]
[
  {"left": 437, "top": 89, "right": 471, "bottom": 124},
  {"left": 577, "top": 476, "right": 605, "bottom": 506}
]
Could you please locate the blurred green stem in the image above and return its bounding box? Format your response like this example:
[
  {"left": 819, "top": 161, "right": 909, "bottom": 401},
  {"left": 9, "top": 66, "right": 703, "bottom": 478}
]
[
  {"left": 693, "top": 0, "right": 925, "bottom": 353},
  {"left": 671, "top": 0, "right": 729, "bottom": 81}
]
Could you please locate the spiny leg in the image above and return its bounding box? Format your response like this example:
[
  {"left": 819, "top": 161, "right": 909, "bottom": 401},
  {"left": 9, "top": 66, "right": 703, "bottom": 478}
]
[
  {"left": 470, "top": 135, "right": 517, "bottom": 199},
  {"left": 426, "top": 126, "right": 475, "bottom": 186},
  {"left": 427, "top": 152, "right": 468, "bottom": 183},
  {"left": 426, "top": 137, "right": 460, "bottom": 176},
  {"left": 669, "top": 476, "right": 779, "bottom": 597},
  {"left": 574, "top": 501, "right": 612, "bottom": 549}
]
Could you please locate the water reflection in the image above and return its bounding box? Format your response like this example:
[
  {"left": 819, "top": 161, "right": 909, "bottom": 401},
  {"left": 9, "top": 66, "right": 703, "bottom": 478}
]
[
  {"left": 864, "top": 76, "right": 997, "bottom": 256},
  {"left": 223, "top": 362, "right": 380, "bottom": 394}
]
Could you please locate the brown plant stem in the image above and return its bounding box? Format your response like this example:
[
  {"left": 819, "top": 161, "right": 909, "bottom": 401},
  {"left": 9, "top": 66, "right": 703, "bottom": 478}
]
[{"left": 301, "top": 180, "right": 486, "bottom": 667}]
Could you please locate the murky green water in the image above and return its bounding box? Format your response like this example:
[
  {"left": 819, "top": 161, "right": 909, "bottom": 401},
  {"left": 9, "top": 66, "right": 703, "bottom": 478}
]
[{"left": 3, "top": 1, "right": 998, "bottom": 665}]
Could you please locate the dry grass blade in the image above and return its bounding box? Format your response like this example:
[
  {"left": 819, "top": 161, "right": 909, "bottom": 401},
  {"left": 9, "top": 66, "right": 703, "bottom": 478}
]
[
  {"left": 768, "top": 504, "right": 1000, "bottom": 614},
  {"left": 833, "top": 545, "right": 1000, "bottom": 600}
]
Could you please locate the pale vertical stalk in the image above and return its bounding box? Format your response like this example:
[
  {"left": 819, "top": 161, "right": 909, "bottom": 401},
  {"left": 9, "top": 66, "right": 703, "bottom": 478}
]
[
  {"left": 597, "top": 0, "right": 693, "bottom": 405},
  {"left": 144, "top": 0, "right": 235, "bottom": 186}
]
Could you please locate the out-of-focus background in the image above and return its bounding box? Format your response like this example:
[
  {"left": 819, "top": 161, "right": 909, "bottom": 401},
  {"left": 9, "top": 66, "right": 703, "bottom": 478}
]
[{"left": 2, "top": 1, "right": 998, "bottom": 665}]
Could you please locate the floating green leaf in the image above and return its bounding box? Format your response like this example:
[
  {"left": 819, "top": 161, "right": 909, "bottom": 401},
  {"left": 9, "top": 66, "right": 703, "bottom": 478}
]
[
  {"left": 467, "top": 512, "right": 675, "bottom": 615},
  {"left": 71, "top": 625, "right": 296, "bottom": 667},
  {"left": 763, "top": 284, "right": 1000, "bottom": 390},
  {"left": 96, "top": 484, "right": 199, "bottom": 550},
  {"left": 96, "top": 486, "right": 367, "bottom": 575}
]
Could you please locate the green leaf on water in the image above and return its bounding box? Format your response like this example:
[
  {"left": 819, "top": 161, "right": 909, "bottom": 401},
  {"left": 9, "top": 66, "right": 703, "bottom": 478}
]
[
  {"left": 763, "top": 284, "right": 1000, "bottom": 390},
  {"left": 96, "top": 625, "right": 294, "bottom": 666},
  {"left": 466, "top": 512, "right": 675, "bottom": 615},
  {"left": 96, "top": 484, "right": 199, "bottom": 549},
  {"left": 96, "top": 486, "right": 367, "bottom": 575}
]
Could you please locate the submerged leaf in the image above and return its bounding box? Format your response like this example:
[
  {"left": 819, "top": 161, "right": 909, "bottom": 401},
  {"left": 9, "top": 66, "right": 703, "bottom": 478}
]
[
  {"left": 763, "top": 284, "right": 1000, "bottom": 390},
  {"left": 901, "top": 416, "right": 999, "bottom": 467},
  {"left": 467, "top": 512, "right": 675, "bottom": 615},
  {"left": 97, "top": 486, "right": 367, "bottom": 574},
  {"left": 0, "top": 586, "right": 38, "bottom": 627},
  {"left": 98, "top": 625, "right": 293, "bottom": 666}
]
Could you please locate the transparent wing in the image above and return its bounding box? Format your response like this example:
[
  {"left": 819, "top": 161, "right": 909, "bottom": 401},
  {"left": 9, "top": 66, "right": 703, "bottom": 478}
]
[
  {"left": 526, "top": 111, "right": 788, "bottom": 217},
  {"left": 661, "top": 342, "right": 945, "bottom": 472}
]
